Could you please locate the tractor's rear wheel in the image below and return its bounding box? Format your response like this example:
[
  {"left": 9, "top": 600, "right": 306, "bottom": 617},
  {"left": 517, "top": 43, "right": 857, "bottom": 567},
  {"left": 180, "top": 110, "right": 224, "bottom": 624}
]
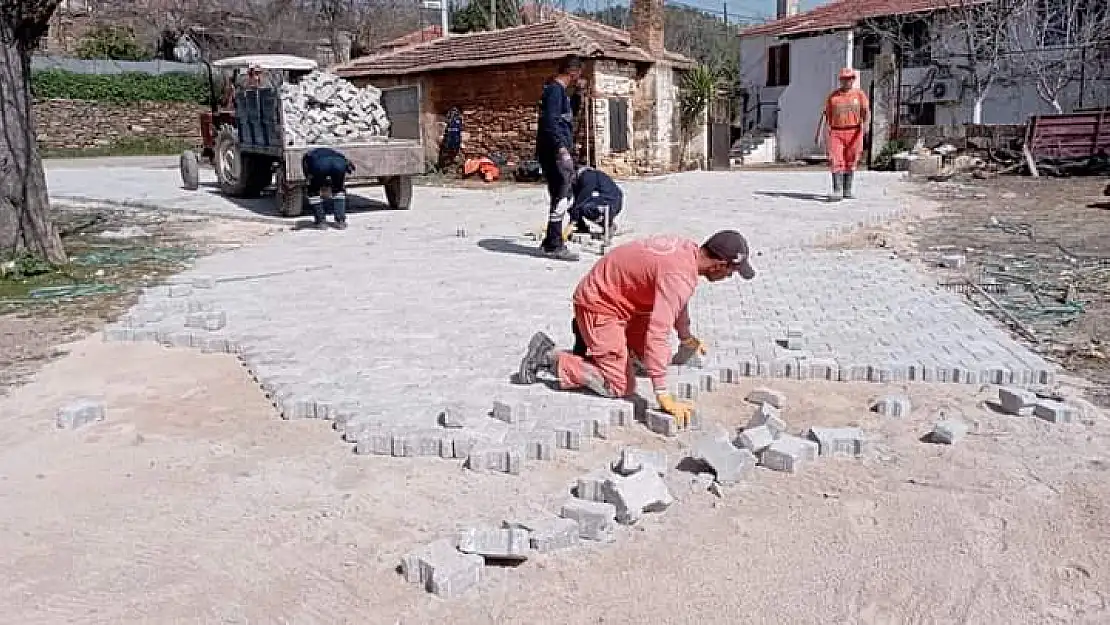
[
  {"left": 179, "top": 150, "right": 199, "bottom": 191},
  {"left": 384, "top": 176, "right": 413, "bottom": 210}
]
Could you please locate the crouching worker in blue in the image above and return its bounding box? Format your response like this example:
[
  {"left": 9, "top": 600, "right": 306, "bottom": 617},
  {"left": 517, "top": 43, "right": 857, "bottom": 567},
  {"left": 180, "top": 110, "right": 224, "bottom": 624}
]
[
  {"left": 302, "top": 147, "right": 355, "bottom": 230},
  {"left": 571, "top": 165, "right": 623, "bottom": 234}
]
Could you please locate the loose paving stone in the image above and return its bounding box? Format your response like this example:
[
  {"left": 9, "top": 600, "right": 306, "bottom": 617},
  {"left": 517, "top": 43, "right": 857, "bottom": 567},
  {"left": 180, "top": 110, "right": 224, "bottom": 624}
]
[
  {"left": 806, "top": 427, "right": 866, "bottom": 457},
  {"left": 746, "top": 387, "right": 785, "bottom": 409},
  {"left": 456, "top": 527, "right": 530, "bottom": 561},
  {"left": 999, "top": 387, "right": 1037, "bottom": 415},
  {"left": 1033, "top": 399, "right": 1079, "bottom": 424},
  {"left": 746, "top": 403, "right": 788, "bottom": 437},
  {"left": 491, "top": 400, "right": 529, "bottom": 424},
  {"left": 645, "top": 410, "right": 678, "bottom": 437},
  {"left": 353, "top": 429, "right": 393, "bottom": 455},
  {"left": 439, "top": 403, "right": 467, "bottom": 428},
  {"left": 690, "top": 430, "right": 757, "bottom": 484},
  {"left": 612, "top": 447, "right": 668, "bottom": 476},
  {"left": 575, "top": 468, "right": 616, "bottom": 502},
  {"left": 601, "top": 470, "right": 674, "bottom": 524},
  {"left": 735, "top": 424, "right": 777, "bottom": 453},
  {"left": 185, "top": 310, "right": 227, "bottom": 331},
  {"left": 56, "top": 399, "right": 106, "bottom": 430},
  {"left": 519, "top": 518, "right": 580, "bottom": 552},
  {"left": 872, "top": 394, "right": 912, "bottom": 417},
  {"left": 760, "top": 435, "right": 819, "bottom": 473},
  {"left": 401, "top": 538, "right": 483, "bottom": 598},
  {"left": 931, "top": 419, "right": 970, "bottom": 444},
  {"left": 560, "top": 499, "right": 617, "bottom": 542}
]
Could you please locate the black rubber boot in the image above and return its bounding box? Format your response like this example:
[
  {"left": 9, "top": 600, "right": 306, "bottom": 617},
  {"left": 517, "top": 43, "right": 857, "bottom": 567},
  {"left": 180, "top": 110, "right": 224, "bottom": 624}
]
[
  {"left": 830, "top": 172, "right": 843, "bottom": 202},
  {"left": 518, "top": 332, "right": 556, "bottom": 384},
  {"left": 843, "top": 172, "right": 855, "bottom": 199}
]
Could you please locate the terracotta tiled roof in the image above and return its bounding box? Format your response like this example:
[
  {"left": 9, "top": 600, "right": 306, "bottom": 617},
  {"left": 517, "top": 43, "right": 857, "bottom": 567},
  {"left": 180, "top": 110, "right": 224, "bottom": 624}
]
[
  {"left": 377, "top": 25, "right": 444, "bottom": 51},
  {"left": 335, "top": 14, "right": 694, "bottom": 78},
  {"left": 740, "top": 0, "right": 974, "bottom": 38}
]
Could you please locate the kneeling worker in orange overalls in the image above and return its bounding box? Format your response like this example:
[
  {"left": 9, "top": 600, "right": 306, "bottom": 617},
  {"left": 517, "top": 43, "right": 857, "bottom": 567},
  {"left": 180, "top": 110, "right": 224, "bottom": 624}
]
[
  {"left": 517, "top": 230, "right": 756, "bottom": 426},
  {"left": 816, "top": 67, "right": 870, "bottom": 201}
]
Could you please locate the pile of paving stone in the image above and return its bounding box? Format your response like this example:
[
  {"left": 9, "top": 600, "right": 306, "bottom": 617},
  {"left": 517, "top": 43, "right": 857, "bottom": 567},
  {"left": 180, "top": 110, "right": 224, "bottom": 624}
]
[{"left": 279, "top": 70, "right": 391, "bottom": 147}]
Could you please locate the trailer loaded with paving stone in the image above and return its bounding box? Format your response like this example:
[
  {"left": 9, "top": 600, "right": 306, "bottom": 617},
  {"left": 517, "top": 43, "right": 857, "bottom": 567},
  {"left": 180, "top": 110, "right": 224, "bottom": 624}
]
[{"left": 180, "top": 55, "right": 423, "bottom": 216}]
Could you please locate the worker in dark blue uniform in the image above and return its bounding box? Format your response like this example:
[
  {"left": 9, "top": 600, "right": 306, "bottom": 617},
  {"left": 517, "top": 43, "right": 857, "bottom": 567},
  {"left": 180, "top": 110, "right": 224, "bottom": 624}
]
[
  {"left": 536, "top": 56, "right": 585, "bottom": 261},
  {"left": 302, "top": 147, "right": 354, "bottom": 229},
  {"left": 570, "top": 165, "right": 623, "bottom": 234}
]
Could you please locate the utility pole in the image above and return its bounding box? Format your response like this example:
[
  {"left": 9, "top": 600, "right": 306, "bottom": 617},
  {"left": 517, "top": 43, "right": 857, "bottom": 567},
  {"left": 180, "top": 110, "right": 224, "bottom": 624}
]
[
  {"left": 491, "top": 0, "right": 497, "bottom": 30},
  {"left": 723, "top": 1, "right": 728, "bottom": 28},
  {"left": 441, "top": 0, "right": 449, "bottom": 37}
]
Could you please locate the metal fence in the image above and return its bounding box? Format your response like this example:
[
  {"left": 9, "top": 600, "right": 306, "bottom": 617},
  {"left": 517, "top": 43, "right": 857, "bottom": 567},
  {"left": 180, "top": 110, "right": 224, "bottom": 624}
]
[{"left": 31, "top": 55, "right": 204, "bottom": 75}]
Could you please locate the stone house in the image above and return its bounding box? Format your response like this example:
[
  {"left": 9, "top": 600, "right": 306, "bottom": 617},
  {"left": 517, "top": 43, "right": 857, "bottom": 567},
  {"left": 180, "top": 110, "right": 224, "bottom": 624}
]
[{"left": 333, "top": 1, "right": 704, "bottom": 176}]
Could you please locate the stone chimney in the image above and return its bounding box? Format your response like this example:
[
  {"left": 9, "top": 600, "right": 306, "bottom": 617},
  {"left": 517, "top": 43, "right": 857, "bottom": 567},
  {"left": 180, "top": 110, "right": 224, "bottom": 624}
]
[
  {"left": 776, "top": 0, "right": 801, "bottom": 19},
  {"left": 630, "top": 0, "right": 665, "bottom": 59}
]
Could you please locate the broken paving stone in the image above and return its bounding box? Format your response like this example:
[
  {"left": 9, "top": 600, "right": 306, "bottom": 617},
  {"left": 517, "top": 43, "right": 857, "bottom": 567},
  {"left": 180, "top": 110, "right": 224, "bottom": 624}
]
[
  {"left": 931, "top": 419, "right": 970, "bottom": 444},
  {"left": 806, "top": 427, "right": 865, "bottom": 457},
  {"left": 56, "top": 399, "right": 106, "bottom": 430},
  {"left": 745, "top": 387, "right": 785, "bottom": 409},
  {"left": 760, "top": 435, "right": 819, "bottom": 473},
  {"left": 998, "top": 387, "right": 1037, "bottom": 415},
  {"left": 612, "top": 447, "right": 668, "bottom": 476},
  {"left": 690, "top": 430, "right": 757, "bottom": 484},
  {"left": 400, "top": 538, "right": 483, "bottom": 598},
  {"left": 735, "top": 424, "right": 777, "bottom": 453},
  {"left": 560, "top": 499, "right": 617, "bottom": 542},
  {"left": 1033, "top": 399, "right": 1079, "bottom": 424},
  {"left": 746, "top": 402, "right": 787, "bottom": 437},
  {"left": 456, "top": 527, "right": 530, "bottom": 561},
  {"left": 872, "top": 394, "right": 912, "bottom": 418},
  {"left": 601, "top": 470, "right": 674, "bottom": 525}
]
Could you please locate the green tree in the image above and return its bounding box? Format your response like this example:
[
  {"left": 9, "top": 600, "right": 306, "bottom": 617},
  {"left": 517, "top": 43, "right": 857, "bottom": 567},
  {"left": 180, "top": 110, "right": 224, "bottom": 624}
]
[
  {"left": 76, "top": 25, "right": 152, "bottom": 61},
  {"left": 451, "top": 0, "right": 523, "bottom": 33}
]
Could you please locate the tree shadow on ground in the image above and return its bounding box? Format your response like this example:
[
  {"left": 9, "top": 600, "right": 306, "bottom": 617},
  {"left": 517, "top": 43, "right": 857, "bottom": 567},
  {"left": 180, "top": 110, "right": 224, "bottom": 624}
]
[{"left": 753, "top": 190, "right": 832, "bottom": 203}]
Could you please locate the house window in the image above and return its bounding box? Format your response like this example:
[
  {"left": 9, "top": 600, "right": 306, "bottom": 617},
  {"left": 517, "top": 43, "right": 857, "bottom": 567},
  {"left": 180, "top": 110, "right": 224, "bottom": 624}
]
[
  {"left": 900, "top": 102, "right": 936, "bottom": 126},
  {"left": 608, "top": 97, "right": 630, "bottom": 153},
  {"left": 857, "top": 33, "right": 881, "bottom": 70},
  {"left": 766, "top": 44, "right": 790, "bottom": 87},
  {"left": 899, "top": 20, "right": 931, "bottom": 68}
]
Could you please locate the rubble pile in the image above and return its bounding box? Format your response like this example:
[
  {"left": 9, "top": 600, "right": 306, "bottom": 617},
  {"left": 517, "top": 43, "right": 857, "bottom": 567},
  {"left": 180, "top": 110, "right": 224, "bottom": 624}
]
[{"left": 280, "top": 70, "right": 391, "bottom": 147}]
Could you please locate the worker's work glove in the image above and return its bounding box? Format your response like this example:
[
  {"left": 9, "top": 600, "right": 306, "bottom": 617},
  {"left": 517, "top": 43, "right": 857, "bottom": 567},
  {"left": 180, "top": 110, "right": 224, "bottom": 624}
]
[
  {"left": 656, "top": 391, "right": 695, "bottom": 428},
  {"left": 672, "top": 336, "right": 707, "bottom": 366}
]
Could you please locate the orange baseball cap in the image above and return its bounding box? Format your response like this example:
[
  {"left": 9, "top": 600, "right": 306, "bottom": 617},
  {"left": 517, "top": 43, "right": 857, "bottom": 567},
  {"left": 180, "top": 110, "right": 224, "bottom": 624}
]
[{"left": 838, "top": 67, "right": 857, "bottom": 79}]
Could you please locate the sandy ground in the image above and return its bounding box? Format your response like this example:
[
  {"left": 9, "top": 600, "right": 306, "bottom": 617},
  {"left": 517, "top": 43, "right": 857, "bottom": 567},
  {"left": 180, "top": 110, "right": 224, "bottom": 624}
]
[{"left": 1, "top": 335, "right": 1107, "bottom": 624}]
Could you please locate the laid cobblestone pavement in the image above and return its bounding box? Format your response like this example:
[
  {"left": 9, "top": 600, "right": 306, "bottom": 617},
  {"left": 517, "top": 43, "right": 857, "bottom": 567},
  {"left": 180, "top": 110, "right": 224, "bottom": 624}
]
[{"left": 86, "top": 168, "right": 1053, "bottom": 436}]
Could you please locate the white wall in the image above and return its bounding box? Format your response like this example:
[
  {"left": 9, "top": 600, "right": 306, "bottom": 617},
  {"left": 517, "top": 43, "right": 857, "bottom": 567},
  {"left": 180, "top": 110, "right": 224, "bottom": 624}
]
[{"left": 775, "top": 33, "right": 850, "bottom": 161}]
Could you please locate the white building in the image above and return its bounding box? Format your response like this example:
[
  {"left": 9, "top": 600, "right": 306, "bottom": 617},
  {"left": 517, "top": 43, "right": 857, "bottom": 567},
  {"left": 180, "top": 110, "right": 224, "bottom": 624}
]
[{"left": 737, "top": 0, "right": 1109, "bottom": 162}]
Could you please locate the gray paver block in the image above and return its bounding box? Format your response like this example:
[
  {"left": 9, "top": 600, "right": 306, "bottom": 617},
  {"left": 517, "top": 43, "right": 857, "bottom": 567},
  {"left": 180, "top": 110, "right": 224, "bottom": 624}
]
[
  {"left": 609, "top": 404, "right": 635, "bottom": 427},
  {"left": 56, "top": 398, "right": 106, "bottom": 430},
  {"left": 931, "top": 419, "right": 970, "bottom": 444},
  {"left": 691, "top": 431, "right": 757, "bottom": 484},
  {"left": 167, "top": 284, "right": 193, "bottom": 297},
  {"left": 735, "top": 424, "right": 777, "bottom": 453},
  {"left": 438, "top": 403, "right": 467, "bottom": 428},
  {"left": 555, "top": 426, "right": 586, "bottom": 450},
  {"left": 192, "top": 275, "right": 216, "bottom": 289},
  {"left": 491, "top": 400, "right": 529, "bottom": 424},
  {"left": 939, "top": 254, "right": 966, "bottom": 269},
  {"left": 1033, "top": 399, "right": 1079, "bottom": 424},
  {"left": 872, "top": 395, "right": 912, "bottom": 418},
  {"left": 746, "top": 387, "right": 785, "bottom": 409},
  {"left": 505, "top": 430, "right": 556, "bottom": 460},
  {"left": 806, "top": 426, "right": 865, "bottom": 457},
  {"left": 280, "top": 397, "right": 319, "bottom": 420},
  {"left": 601, "top": 470, "right": 674, "bottom": 525},
  {"left": 645, "top": 409, "right": 677, "bottom": 437},
  {"left": 560, "top": 499, "right": 617, "bottom": 542},
  {"left": 673, "top": 380, "right": 698, "bottom": 400},
  {"left": 699, "top": 373, "right": 719, "bottom": 392},
  {"left": 185, "top": 310, "right": 227, "bottom": 331},
  {"left": 785, "top": 328, "right": 805, "bottom": 350},
  {"left": 760, "top": 435, "right": 819, "bottom": 473},
  {"left": 456, "top": 526, "right": 530, "bottom": 561},
  {"left": 575, "top": 468, "right": 615, "bottom": 502},
  {"left": 746, "top": 403, "right": 787, "bottom": 437},
  {"left": 998, "top": 387, "right": 1037, "bottom": 415},
  {"left": 102, "top": 327, "right": 135, "bottom": 342},
  {"left": 807, "top": 357, "right": 840, "bottom": 381},
  {"left": 400, "top": 538, "right": 483, "bottom": 598},
  {"left": 612, "top": 447, "right": 668, "bottom": 476},
  {"left": 522, "top": 518, "right": 580, "bottom": 552},
  {"left": 465, "top": 447, "right": 522, "bottom": 474},
  {"left": 392, "top": 429, "right": 443, "bottom": 457}
]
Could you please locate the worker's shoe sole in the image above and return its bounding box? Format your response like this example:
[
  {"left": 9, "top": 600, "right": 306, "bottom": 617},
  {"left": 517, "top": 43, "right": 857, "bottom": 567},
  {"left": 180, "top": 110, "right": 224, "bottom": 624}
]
[
  {"left": 542, "top": 245, "right": 580, "bottom": 262},
  {"left": 518, "top": 332, "right": 556, "bottom": 384}
]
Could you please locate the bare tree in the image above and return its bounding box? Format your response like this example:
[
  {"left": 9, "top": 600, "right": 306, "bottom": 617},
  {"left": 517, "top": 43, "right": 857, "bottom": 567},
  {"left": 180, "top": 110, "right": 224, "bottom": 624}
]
[
  {"left": 1014, "top": 0, "right": 1110, "bottom": 113},
  {"left": 0, "top": 0, "right": 67, "bottom": 263}
]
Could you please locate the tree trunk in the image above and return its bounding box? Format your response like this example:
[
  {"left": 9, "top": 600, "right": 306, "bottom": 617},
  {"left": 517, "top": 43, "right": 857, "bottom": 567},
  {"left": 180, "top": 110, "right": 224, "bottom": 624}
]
[
  {"left": 0, "top": 20, "right": 66, "bottom": 264},
  {"left": 972, "top": 97, "right": 984, "bottom": 124}
]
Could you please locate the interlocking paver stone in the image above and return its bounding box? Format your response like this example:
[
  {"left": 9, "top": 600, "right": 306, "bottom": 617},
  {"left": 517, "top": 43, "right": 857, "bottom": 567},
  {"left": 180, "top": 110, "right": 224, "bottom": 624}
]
[{"left": 81, "top": 168, "right": 1054, "bottom": 444}]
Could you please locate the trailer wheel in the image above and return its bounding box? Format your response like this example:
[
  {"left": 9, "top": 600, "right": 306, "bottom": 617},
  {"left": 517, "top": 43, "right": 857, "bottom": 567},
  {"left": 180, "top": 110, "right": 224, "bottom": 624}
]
[
  {"left": 180, "top": 150, "right": 199, "bottom": 191},
  {"left": 384, "top": 176, "right": 413, "bottom": 210},
  {"left": 275, "top": 165, "right": 304, "bottom": 217}
]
